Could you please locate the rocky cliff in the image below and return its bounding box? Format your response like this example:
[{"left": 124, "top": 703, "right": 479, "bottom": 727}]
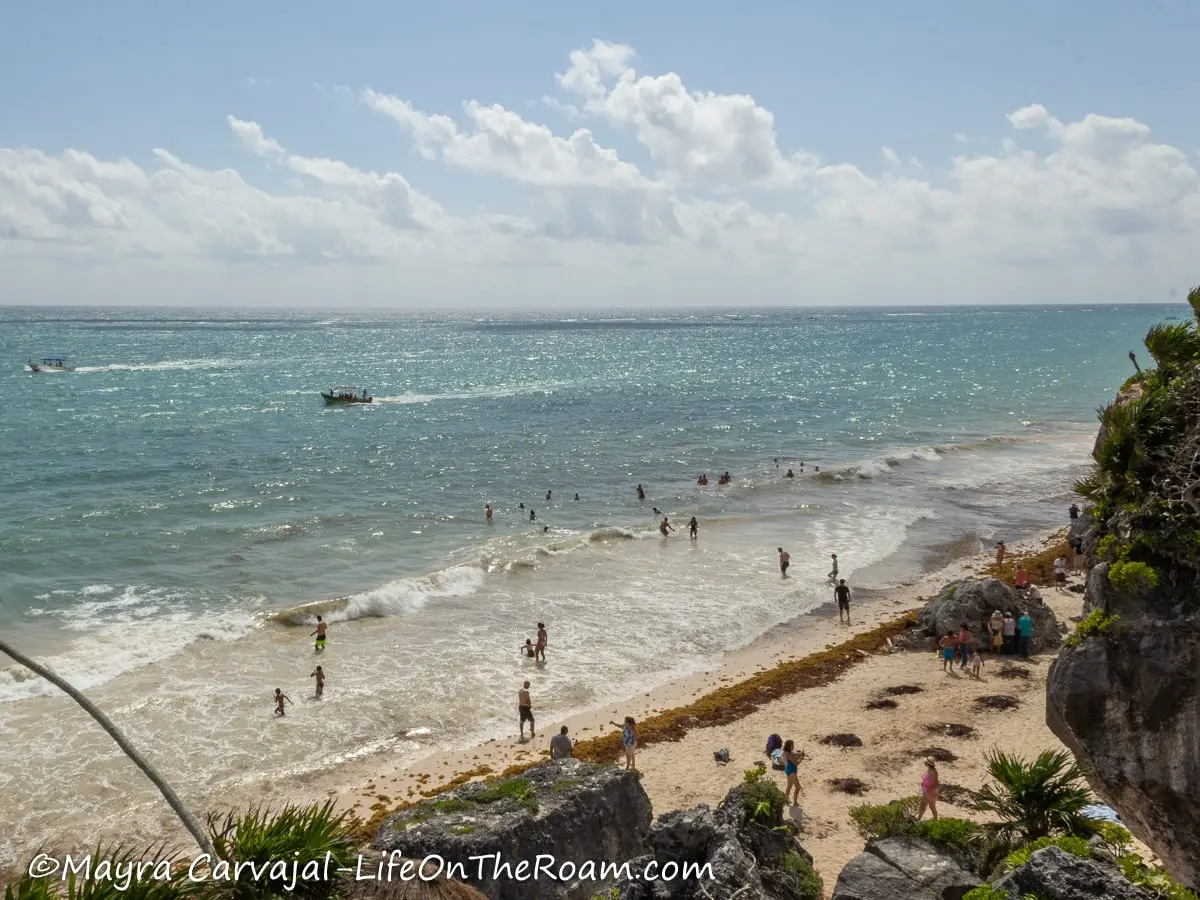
[{"left": 1046, "top": 307, "right": 1200, "bottom": 890}]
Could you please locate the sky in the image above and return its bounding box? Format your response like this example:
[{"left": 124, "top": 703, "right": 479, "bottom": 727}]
[{"left": 1, "top": 0, "right": 1198, "bottom": 308}]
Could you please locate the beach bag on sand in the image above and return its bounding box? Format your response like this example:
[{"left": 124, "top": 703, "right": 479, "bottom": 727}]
[
  {"left": 765, "top": 733, "right": 783, "bottom": 755},
  {"left": 714, "top": 748, "right": 730, "bottom": 765}
]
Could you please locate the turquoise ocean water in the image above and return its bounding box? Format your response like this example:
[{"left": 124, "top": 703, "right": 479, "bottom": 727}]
[{"left": 0, "top": 304, "right": 1177, "bottom": 862}]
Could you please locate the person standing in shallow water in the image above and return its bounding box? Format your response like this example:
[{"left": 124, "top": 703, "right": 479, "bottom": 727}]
[
  {"left": 659, "top": 517, "right": 674, "bottom": 537},
  {"left": 778, "top": 547, "right": 790, "bottom": 577},
  {"left": 518, "top": 681, "right": 535, "bottom": 740},
  {"left": 995, "top": 542, "right": 1006, "bottom": 567},
  {"left": 310, "top": 665, "right": 325, "bottom": 698},
  {"left": 535, "top": 622, "right": 548, "bottom": 662},
  {"left": 828, "top": 553, "right": 839, "bottom": 581},
  {"left": 273, "top": 688, "right": 291, "bottom": 717},
  {"left": 484, "top": 503, "right": 493, "bottom": 522},
  {"left": 687, "top": 517, "right": 698, "bottom": 539},
  {"left": 311, "top": 615, "right": 327, "bottom": 652},
  {"left": 636, "top": 484, "right": 645, "bottom": 500}
]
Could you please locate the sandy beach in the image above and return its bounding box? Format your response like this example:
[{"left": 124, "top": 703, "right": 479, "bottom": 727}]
[{"left": 323, "top": 527, "right": 1084, "bottom": 882}]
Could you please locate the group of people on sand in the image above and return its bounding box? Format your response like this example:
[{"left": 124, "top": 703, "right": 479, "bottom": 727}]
[
  {"left": 519, "top": 677, "right": 640, "bottom": 769},
  {"left": 937, "top": 608, "right": 1035, "bottom": 678}
]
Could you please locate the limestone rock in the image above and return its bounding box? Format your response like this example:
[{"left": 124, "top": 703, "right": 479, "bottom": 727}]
[
  {"left": 372, "top": 760, "right": 652, "bottom": 900},
  {"left": 909, "top": 578, "right": 1060, "bottom": 653},
  {"left": 994, "top": 846, "right": 1154, "bottom": 900},
  {"left": 831, "top": 837, "right": 979, "bottom": 900}
]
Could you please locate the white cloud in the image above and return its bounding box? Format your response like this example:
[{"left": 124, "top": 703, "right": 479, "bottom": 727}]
[
  {"left": 554, "top": 39, "right": 817, "bottom": 189},
  {"left": 1, "top": 41, "right": 1198, "bottom": 306}
]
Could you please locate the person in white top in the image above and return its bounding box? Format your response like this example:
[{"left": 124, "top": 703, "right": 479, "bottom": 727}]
[{"left": 1053, "top": 556, "right": 1068, "bottom": 592}]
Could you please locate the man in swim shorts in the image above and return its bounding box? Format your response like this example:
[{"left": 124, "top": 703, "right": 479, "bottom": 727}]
[
  {"left": 310, "top": 665, "right": 325, "bottom": 698},
  {"left": 659, "top": 517, "right": 674, "bottom": 537},
  {"left": 518, "top": 681, "right": 535, "bottom": 740},
  {"left": 311, "top": 615, "right": 327, "bottom": 652},
  {"left": 835, "top": 579, "right": 852, "bottom": 624},
  {"left": 778, "top": 547, "right": 790, "bottom": 577}
]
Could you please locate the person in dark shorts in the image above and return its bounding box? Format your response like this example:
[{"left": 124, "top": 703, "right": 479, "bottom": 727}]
[
  {"left": 835, "top": 579, "right": 852, "bottom": 624},
  {"left": 778, "top": 547, "right": 790, "bottom": 577},
  {"left": 518, "top": 681, "right": 535, "bottom": 740}
]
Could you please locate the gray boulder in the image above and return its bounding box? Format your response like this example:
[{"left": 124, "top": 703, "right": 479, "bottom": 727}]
[
  {"left": 372, "top": 760, "right": 652, "bottom": 900},
  {"left": 831, "top": 837, "right": 979, "bottom": 900},
  {"left": 617, "top": 785, "right": 820, "bottom": 900},
  {"left": 994, "top": 846, "right": 1153, "bottom": 899},
  {"left": 910, "top": 578, "right": 1060, "bottom": 653}
]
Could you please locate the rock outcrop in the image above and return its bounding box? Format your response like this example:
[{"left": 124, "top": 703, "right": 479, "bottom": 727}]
[
  {"left": 615, "top": 785, "right": 820, "bottom": 900},
  {"left": 907, "top": 578, "right": 1061, "bottom": 654},
  {"left": 994, "top": 846, "right": 1154, "bottom": 900},
  {"left": 1046, "top": 565, "right": 1200, "bottom": 889},
  {"left": 372, "top": 760, "right": 652, "bottom": 900},
  {"left": 830, "top": 837, "right": 979, "bottom": 900}
]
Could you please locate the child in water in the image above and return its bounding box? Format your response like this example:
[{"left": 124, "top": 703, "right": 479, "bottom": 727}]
[
  {"left": 274, "top": 688, "right": 292, "bottom": 716},
  {"left": 310, "top": 666, "right": 325, "bottom": 698}
]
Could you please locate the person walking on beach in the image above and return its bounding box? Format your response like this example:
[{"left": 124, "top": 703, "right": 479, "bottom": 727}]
[
  {"left": 938, "top": 633, "right": 957, "bottom": 673},
  {"left": 518, "top": 681, "right": 535, "bottom": 740},
  {"left": 311, "top": 616, "right": 327, "bottom": 652},
  {"left": 828, "top": 553, "right": 838, "bottom": 581},
  {"left": 687, "top": 516, "right": 698, "bottom": 539},
  {"left": 535, "top": 623, "right": 548, "bottom": 662},
  {"left": 783, "top": 739, "right": 803, "bottom": 806},
  {"left": 1071, "top": 538, "right": 1084, "bottom": 572},
  {"left": 1015, "top": 562, "right": 1029, "bottom": 591},
  {"left": 778, "top": 547, "right": 790, "bottom": 578},
  {"left": 610, "top": 716, "right": 638, "bottom": 770},
  {"left": 485, "top": 503, "right": 493, "bottom": 522},
  {"left": 995, "top": 542, "right": 1006, "bottom": 567},
  {"left": 917, "top": 759, "right": 940, "bottom": 821},
  {"left": 969, "top": 648, "right": 984, "bottom": 679},
  {"left": 550, "top": 726, "right": 574, "bottom": 759},
  {"left": 310, "top": 665, "right": 325, "bottom": 698},
  {"left": 835, "top": 579, "right": 852, "bottom": 625},
  {"left": 1018, "top": 612, "right": 1034, "bottom": 658},
  {"left": 957, "top": 623, "right": 971, "bottom": 669},
  {"left": 273, "top": 688, "right": 292, "bottom": 717},
  {"left": 659, "top": 517, "right": 675, "bottom": 537},
  {"left": 1002, "top": 612, "right": 1016, "bottom": 655}
]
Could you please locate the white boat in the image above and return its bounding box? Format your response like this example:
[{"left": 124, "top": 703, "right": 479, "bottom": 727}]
[{"left": 28, "top": 357, "right": 75, "bottom": 373}]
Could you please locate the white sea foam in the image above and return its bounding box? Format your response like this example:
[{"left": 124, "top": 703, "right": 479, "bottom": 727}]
[
  {"left": 74, "top": 359, "right": 243, "bottom": 373},
  {"left": 374, "top": 381, "right": 571, "bottom": 405}
]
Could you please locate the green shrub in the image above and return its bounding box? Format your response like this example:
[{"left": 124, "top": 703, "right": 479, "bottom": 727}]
[
  {"left": 206, "top": 801, "right": 359, "bottom": 899},
  {"left": 475, "top": 777, "right": 538, "bottom": 812},
  {"left": 1117, "top": 853, "right": 1200, "bottom": 900},
  {"left": 1107, "top": 560, "right": 1160, "bottom": 593},
  {"left": 1002, "top": 835, "right": 1093, "bottom": 871},
  {"left": 1095, "top": 821, "right": 1133, "bottom": 854},
  {"left": 917, "top": 817, "right": 981, "bottom": 851},
  {"left": 741, "top": 764, "right": 787, "bottom": 826},
  {"left": 779, "top": 851, "right": 823, "bottom": 900},
  {"left": 971, "top": 749, "right": 1097, "bottom": 842},
  {"left": 962, "top": 887, "right": 1009, "bottom": 900},
  {"left": 1065, "top": 609, "right": 1121, "bottom": 647},
  {"left": 848, "top": 797, "right": 921, "bottom": 840}
]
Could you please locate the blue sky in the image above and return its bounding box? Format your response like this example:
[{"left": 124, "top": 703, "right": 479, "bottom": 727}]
[{"left": 2, "top": 0, "right": 1198, "bottom": 306}]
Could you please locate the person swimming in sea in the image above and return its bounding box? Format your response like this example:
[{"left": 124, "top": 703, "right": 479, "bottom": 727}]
[
  {"left": 697, "top": 473, "right": 708, "bottom": 485},
  {"left": 573, "top": 493, "right": 579, "bottom": 501},
  {"left": 785, "top": 469, "right": 794, "bottom": 478},
  {"left": 529, "top": 508, "right": 536, "bottom": 522},
  {"left": 522, "top": 638, "right": 535, "bottom": 658},
  {"left": 485, "top": 503, "right": 493, "bottom": 522},
  {"left": 687, "top": 516, "right": 698, "bottom": 539}
]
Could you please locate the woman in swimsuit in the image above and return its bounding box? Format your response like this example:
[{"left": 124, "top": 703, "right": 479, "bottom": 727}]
[
  {"left": 610, "top": 716, "right": 638, "bottom": 770},
  {"left": 687, "top": 517, "right": 698, "bottom": 539},
  {"left": 917, "top": 759, "right": 940, "bottom": 821},
  {"left": 783, "top": 739, "right": 802, "bottom": 806}
]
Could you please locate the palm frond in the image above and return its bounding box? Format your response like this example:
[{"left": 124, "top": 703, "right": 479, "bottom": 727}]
[{"left": 969, "top": 749, "right": 1096, "bottom": 842}]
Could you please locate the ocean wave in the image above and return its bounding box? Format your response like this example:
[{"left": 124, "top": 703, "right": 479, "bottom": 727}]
[
  {"left": 270, "top": 565, "right": 485, "bottom": 625},
  {"left": 374, "top": 381, "right": 571, "bottom": 405},
  {"left": 74, "top": 359, "right": 244, "bottom": 373}
]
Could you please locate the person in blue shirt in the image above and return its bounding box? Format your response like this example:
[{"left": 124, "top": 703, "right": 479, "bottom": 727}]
[{"left": 1017, "top": 612, "right": 1034, "bottom": 658}]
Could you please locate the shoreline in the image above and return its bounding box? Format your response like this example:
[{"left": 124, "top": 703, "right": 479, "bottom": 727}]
[{"left": 315, "top": 525, "right": 1071, "bottom": 844}]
